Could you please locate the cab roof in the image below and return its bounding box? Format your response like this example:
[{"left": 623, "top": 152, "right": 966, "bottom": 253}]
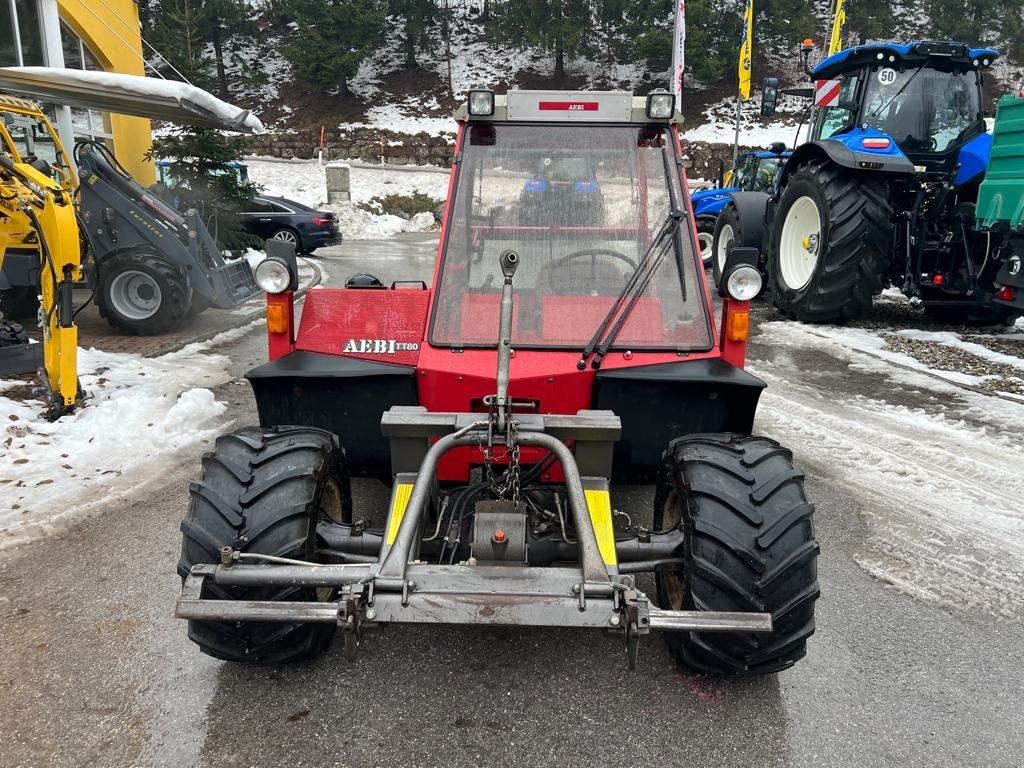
[
  {"left": 454, "top": 90, "right": 681, "bottom": 124},
  {"left": 0, "top": 93, "right": 45, "bottom": 115},
  {"left": 813, "top": 41, "right": 999, "bottom": 80}
]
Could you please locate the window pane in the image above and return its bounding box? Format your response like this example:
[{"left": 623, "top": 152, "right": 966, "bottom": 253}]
[
  {"left": 14, "top": 0, "right": 43, "bottom": 66},
  {"left": 0, "top": 2, "right": 18, "bottom": 66},
  {"left": 59, "top": 20, "right": 83, "bottom": 69}
]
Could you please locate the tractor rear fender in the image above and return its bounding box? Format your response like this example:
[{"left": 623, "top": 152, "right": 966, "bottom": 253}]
[
  {"left": 723, "top": 191, "right": 771, "bottom": 248},
  {"left": 246, "top": 351, "right": 419, "bottom": 480},
  {"left": 594, "top": 359, "right": 766, "bottom": 482},
  {"left": 777, "top": 140, "right": 915, "bottom": 190}
]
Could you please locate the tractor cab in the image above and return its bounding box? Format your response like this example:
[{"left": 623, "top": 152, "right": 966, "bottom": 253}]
[
  {"left": 436, "top": 112, "right": 709, "bottom": 350},
  {"left": 808, "top": 41, "right": 997, "bottom": 178}
]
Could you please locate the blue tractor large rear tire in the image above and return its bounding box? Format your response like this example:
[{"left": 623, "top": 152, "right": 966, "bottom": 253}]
[{"left": 768, "top": 161, "right": 892, "bottom": 323}]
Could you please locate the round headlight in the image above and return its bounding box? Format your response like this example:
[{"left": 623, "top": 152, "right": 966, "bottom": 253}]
[
  {"left": 255, "top": 258, "right": 291, "bottom": 294},
  {"left": 725, "top": 265, "right": 763, "bottom": 301}
]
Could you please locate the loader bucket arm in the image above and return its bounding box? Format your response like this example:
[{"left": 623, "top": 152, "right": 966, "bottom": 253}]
[{"left": 75, "top": 142, "right": 259, "bottom": 309}]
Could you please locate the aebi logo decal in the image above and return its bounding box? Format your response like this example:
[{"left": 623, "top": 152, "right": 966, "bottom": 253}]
[{"left": 343, "top": 339, "right": 419, "bottom": 354}]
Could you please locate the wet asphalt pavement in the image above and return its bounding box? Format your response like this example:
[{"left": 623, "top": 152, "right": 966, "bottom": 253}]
[{"left": 2, "top": 234, "right": 1023, "bottom": 768}]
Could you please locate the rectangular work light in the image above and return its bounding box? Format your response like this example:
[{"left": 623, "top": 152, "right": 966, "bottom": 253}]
[
  {"left": 646, "top": 90, "right": 676, "bottom": 119},
  {"left": 468, "top": 89, "right": 495, "bottom": 116}
]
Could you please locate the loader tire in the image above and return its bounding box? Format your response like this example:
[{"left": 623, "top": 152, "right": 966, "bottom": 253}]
[
  {"left": 768, "top": 161, "right": 891, "bottom": 323},
  {"left": 96, "top": 251, "right": 191, "bottom": 336},
  {"left": 178, "top": 426, "right": 352, "bottom": 663},
  {"left": 653, "top": 433, "right": 819, "bottom": 676},
  {"left": 0, "top": 320, "right": 29, "bottom": 347},
  {"left": 0, "top": 287, "right": 40, "bottom": 320}
]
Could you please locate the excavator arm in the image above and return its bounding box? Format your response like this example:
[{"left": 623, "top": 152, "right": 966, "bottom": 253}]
[{"left": 0, "top": 147, "right": 81, "bottom": 417}]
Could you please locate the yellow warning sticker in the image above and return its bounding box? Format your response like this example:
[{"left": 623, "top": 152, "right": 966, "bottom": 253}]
[
  {"left": 386, "top": 484, "right": 414, "bottom": 545},
  {"left": 584, "top": 489, "right": 617, "bottom": 566}
]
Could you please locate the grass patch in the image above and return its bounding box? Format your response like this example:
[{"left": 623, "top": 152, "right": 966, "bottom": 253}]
[{"left": 358, "top": 191, "right": 443, "bottom": 219}]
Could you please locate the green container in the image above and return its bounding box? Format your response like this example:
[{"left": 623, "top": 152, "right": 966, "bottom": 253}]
[{"left": 977, "top": 94, "right": 1024, "bottom": 231}]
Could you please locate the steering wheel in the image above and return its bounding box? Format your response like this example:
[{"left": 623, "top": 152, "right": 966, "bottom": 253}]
[{"left": 539, "top": 248, "right": 638, "bottom": 295}]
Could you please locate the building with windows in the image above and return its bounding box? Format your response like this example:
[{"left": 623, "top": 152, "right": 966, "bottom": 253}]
[{"left": 1, "top": 0, "right": 154, "bottom": 182}]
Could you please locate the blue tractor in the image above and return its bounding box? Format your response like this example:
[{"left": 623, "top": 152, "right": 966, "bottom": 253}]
[
  {"left": 691, "top": 145, "right": 790, "bottom": 267},
  {"left": 719, "top": 41, "right": 1020, "bottom": 324}
]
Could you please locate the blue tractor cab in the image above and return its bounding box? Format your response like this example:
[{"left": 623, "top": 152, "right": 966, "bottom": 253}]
[
  {"left": 691, "top": 146, "right": 790, "bottom": 266},
  {"left": 716, "top": 40, "right": 1019, "bottom": 324}
]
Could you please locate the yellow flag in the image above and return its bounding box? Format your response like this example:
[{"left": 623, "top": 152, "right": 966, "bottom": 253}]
[
  {"left": 828, "top": 0, "right": 846, "bottom": 56},
  {"left": 738, "top": 0, "right": 754, "bottom": 100}
]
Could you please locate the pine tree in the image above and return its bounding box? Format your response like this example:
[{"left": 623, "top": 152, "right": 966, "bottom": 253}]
[
  {"left": 845, "top": 0, "right": 896, "bottom": 44},
  {"left": 145, "top": 0, "right": 248, "bottom": 98},
  {"left": 493, "top": 0, "right": 594, "bottom": 80},
  {"left": 389, "top": 0, "right": 436, "bottom": 70},
  {"left": 148, "top": 128, "right": 259, "bottom": 248},
  {"left": 282, "top": 0, "right": 386, "bottom": 98}
]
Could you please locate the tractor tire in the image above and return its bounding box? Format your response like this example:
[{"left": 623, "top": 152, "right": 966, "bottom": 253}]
[
  {"left": 96, "top": 251, "right": 191, "bottom": 336},
  {"left": 653, "top": 433, "right": 819, "bottom": 676},
  {"left": 696, "top": 217, "right": 716, "bottom": 269},
  {"left": 178, "top": 426, "right": 352, "bottom": 663},
  {"left": 0, "top": 287, "right": 40, "bottom": 321},
  {"left": 711, "top": 204, "right": 758, "bottom": 289},
  {"left": 768, "top": 161, "right": 892, "bottom": 323},
  {"left": 0, "top": 319, "right": 29, "bottom": 347}
]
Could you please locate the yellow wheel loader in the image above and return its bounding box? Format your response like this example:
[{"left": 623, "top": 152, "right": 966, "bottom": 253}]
[{"left": 0, "top": 94, "right": 81, "bottom": 418}]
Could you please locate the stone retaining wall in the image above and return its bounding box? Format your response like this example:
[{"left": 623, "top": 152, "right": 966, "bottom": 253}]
[
  {"left": 247, "top": 129, "right": 759, "bottom": 184},
  {"left": 247, "top": 128, "right": 456, "bottom": 166}
]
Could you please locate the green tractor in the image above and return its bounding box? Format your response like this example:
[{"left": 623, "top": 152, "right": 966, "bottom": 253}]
[{"left": 721, "top": 41, "right": 1022, "bottom": 324}]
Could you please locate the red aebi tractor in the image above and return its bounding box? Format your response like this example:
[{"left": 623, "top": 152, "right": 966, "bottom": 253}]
[{"left": 175, "top": 90, "right": 820, "bottom": 676}]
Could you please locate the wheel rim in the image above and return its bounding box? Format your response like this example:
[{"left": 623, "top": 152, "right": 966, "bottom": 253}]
[
  {"left": 660, "top": 489, "right": 685, "bottom": 610},
  {"left": 319, "top": 478, "right": 345, "bottom": 524},
  {"left": 698, "top": 231, "right": 714, "bottom": 266},
  {"left": 316, "top": 478, "right": 344, "bottom": 602},
  {"left": 108, "top": 270, "right": 162, "bottom": 320},
  {"left": 272, "top": 229, "right": 298, "bottom": 245},
  {"left": 779, "top": 196, "right": 822, "bottom": 291},
  {"left": 715, "top": 223, "right": 735, "bottom": 275}
]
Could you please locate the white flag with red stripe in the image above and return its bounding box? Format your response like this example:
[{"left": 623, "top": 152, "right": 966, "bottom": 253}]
[
  {"left": 814, "top": 79, "right": 842, "bottom": 107},
  {"left": 670, "top": 2, "right": 685, "bottom": 97}
]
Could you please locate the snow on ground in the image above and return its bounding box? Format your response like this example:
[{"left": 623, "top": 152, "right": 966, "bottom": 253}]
[
  {"left": 760, "top": 321, "right": 997, "bottom": 388},
  {"left": 681, "top": 95, "right": 808, "bottom": 148},
  {"left": 0, "top": 330, "right": 255, "bottom": 550},
  {"left": 246, "top": 157, "right": 449, "bottom": 239},
  {"left": 752, "top": 323, "right": 1024, "bottom": 620}
]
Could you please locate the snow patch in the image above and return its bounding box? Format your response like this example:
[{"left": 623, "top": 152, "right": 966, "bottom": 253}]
[
  {"left": 9, "top": 67, "right": 264, "bottom": 134},
  {"left": 246, "top": 158, "right": 448, "bottom": 240},
  {"left": 0, "top": 343, "right": 234, "bottom": 549}
]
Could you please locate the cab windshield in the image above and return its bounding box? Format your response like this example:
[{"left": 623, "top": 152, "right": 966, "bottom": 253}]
[
  {"left": 430, "top": 123, "right": 712, "bottom": 350},
  {"left": 862, "top": 66, "right": 981, "bottom": 153}
]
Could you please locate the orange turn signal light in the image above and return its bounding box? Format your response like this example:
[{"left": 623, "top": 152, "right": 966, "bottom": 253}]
[
  {"left": 266, "top": 303, "right": 288, "bottom": 334},
  {"left": 726, "top": 309, "right": 750, "bottom": 342}
]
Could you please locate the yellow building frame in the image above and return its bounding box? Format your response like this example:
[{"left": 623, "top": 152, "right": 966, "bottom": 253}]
[{"left": 57, "top": 0, "right": 154, "bottom": 184}]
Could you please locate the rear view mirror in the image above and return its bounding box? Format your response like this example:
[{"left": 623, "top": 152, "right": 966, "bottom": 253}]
[{"left": 761, "top": 77, "right": 780, "bottom": 118}]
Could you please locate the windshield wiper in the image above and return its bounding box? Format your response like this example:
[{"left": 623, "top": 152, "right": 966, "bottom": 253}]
[
  {"left": 576, "top": 145, "right": 688, "bottom": 370},
  {"left": 870, "top": 62, "right": 927, "bottom": 120},
  {"left": 575, "top": 213, "right": 675, "bottom": 370},
  {"left": 590, "top": 218, "right": 680, "bottom": 369}
]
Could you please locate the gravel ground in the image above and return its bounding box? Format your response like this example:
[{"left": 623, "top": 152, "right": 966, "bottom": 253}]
[{"left": 880, "top": 333, "right": 1024, "bottom": 396}]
